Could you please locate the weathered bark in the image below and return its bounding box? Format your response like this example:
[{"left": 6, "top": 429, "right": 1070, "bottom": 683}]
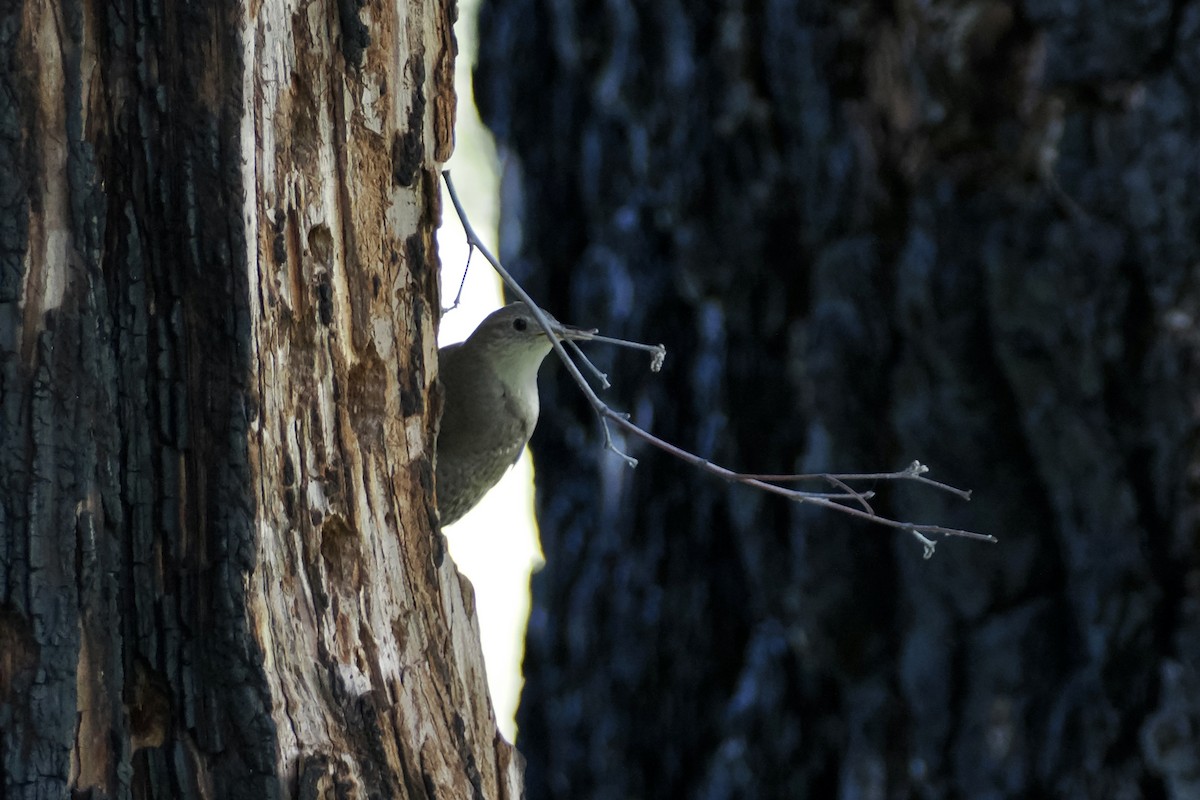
[
  {"left": 476, "top": 0, "right": 1200, "bottom": 797},
  {"left": 0, "top": 0, "right": 520, "bottom": 797}
]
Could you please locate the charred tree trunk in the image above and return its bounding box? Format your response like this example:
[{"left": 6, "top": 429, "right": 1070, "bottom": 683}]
[
  {"left": 0, "top": 0, "right": 520, "bottom": 797},
  {"left": 476, "top": 1, "right": 1200, "bottom": 797}
]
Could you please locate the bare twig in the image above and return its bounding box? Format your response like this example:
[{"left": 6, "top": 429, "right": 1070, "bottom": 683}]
[
  {"left": 741, "top": 460, "right": 974, "bottom": 501},
  {"left": 442, "top": 244, "right": 474, "bottom": 313},
  {"left": 566, "top": 340, "right": 611, "bottom": 389},
  {"left": 819, "top": 473, "right": 876, "bottom": 515},
  {"left": 584, "top": 333, "right": 667, "bottom": 372},
  {"left": 440, "top": 171, "right": 997, "bottom": 549},
  {"left": 911, "top": 529, "right": 938, "bottom": 559}
]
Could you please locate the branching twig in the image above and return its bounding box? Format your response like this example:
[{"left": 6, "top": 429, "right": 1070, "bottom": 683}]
[
  {"left": 741, "top": 461, "right": 973, "bottom": 501},
  {"left": 585, "top": 333, "right": 666, "bottom": 372},
  {"left": 441, "top": 171, "right": 997, "bottom": 551},
  {"left": 566, "top": 340, "right": 611, "bottom": 389}
]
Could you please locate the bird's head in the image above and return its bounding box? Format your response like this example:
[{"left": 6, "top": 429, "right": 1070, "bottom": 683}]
[{"left": 465, "top": 302, "right": 593, "bottom": 384}]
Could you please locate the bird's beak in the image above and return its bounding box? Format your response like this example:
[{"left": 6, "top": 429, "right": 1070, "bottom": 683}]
[
  {"left": 542, "top": 313, "right": 596, "bottom": 342},
  {"left": 554, "top": 322, "right": 597, "bottom": 342}
]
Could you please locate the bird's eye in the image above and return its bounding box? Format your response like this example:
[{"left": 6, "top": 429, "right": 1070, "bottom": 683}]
[{"left": 512, "top": 317, "right": 528, "bottom": 332}]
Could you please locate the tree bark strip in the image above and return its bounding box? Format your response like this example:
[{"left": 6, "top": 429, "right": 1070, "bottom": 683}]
[{"left": 0, "top": 0, "right": 519, "bottom": 796}]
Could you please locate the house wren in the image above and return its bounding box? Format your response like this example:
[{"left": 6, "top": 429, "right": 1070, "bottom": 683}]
[{"left": 435, "top": 302, "right": 592, "bottom": 526}]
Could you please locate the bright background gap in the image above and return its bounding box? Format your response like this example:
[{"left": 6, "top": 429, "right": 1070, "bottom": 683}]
[{"left": 435, "top": 0, "right": 538, "bottom": 744}]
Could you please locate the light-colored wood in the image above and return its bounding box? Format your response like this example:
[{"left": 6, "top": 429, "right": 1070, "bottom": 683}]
[
  {"left": 242, "top": 0, "right": 522, "bottom": 795},
  {"left": 3, "top": 0, "right": 516, "bottom": 793}
]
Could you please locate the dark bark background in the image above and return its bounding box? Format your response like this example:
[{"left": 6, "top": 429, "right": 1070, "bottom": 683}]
[{"left": 475, "top": 1, "right": 1200, "bottom": 798}]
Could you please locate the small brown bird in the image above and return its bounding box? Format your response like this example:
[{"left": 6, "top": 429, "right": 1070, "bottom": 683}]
[{"left": 435, "top": 302, "right": 592, "bottom": 526}]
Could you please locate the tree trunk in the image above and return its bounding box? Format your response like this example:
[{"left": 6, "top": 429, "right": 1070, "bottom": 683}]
[
  {"left": 0, "top": 0, "right": 520, "bottom": 797},
  {"left": 476, "top": 0, "right": 1200, "bottom": 797}
]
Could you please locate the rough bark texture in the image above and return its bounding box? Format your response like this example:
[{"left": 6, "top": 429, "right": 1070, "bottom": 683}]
[
  {"left": 476, "top": 1, "right": 1200, "bottom": 798},
  {"left": 0, "top": 0, "right": 520, "bottom": 797}
]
